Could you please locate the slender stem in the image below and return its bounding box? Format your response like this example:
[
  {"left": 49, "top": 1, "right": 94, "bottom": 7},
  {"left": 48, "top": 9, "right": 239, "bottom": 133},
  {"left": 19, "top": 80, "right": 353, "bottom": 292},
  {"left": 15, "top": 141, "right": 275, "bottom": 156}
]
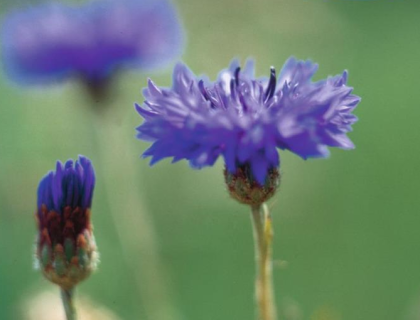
[
  {"left": 87, "top": 108, "right": 180, "bottom": 320},
  {"left": 60, "top": 288, "right": 77, "bottom": 320},
  {"left": 251, "top": 203, "right": 277, "bottom": 320}
]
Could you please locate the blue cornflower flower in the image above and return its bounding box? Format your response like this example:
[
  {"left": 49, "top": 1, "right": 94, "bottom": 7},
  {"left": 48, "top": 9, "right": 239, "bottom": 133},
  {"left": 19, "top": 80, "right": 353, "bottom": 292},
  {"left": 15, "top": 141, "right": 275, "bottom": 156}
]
[
  {"left": 135, "top": 58, "right": 360, "bottom": 186},
  {"left": 36, "top": 156, "right": 98, "bottom": 289},
  {"left": 1, "top": 0, "right": 184, "bottom": 85}
]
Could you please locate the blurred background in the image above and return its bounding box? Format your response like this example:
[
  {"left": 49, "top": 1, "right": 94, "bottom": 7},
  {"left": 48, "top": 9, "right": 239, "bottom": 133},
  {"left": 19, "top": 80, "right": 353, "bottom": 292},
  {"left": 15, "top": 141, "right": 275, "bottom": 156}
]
[{"left": 1, "top": 0, "right": 420, "bottom": 319}]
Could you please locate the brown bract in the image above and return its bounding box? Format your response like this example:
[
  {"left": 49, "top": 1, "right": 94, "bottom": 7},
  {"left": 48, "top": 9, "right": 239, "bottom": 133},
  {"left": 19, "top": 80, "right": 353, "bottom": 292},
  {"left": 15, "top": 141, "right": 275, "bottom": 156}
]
[
  {"left": 35, "top": 206, "right": 98, "bottom": 289},
  {"left": 224, "top": 166, "right": 280, "bottom": 206}
]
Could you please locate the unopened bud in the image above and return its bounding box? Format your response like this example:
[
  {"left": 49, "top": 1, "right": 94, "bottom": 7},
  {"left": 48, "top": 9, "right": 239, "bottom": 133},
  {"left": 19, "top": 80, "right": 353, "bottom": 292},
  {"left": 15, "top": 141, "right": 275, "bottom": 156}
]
[{"left": 35, "top": 156, "right": 98, "bottom": 290}]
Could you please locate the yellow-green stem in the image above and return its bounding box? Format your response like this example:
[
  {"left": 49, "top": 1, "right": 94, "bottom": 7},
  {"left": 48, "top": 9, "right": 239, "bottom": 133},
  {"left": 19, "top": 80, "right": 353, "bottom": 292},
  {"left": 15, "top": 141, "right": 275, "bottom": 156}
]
[
  {"left": 251, "top": 203, "right": 277, "bottom": 320},
  {"left": 61, "top": 288, "right": 77, "bottom": 320}
]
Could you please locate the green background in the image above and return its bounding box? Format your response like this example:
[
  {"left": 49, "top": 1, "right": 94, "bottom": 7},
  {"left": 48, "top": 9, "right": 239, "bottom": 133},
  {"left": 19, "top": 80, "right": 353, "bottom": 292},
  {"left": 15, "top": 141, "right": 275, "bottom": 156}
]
[{"left": 1, "top": 0, "right": 420, "bottom": 319}]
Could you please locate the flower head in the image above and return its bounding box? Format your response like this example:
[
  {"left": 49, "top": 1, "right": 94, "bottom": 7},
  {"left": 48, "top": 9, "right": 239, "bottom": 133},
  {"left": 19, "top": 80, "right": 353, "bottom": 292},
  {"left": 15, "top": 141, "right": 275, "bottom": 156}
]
[
  {"left": 36, "top": 156, "right": 98, "bottom": 289},
  {"left": 1, "top": 0, "right": 184, "bottom": 85},
  {"left": 135, "top": 58, "right": 360, "bottom": 185}
]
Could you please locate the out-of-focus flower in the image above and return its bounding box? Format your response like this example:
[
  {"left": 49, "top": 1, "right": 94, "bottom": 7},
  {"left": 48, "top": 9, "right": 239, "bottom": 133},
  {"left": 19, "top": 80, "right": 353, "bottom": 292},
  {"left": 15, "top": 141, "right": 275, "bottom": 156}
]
[
  {"left": 1, "top": 0, "right": 184, "bottom": 85},
  {"left": 135, "top": 58, "right": 360, "bottom": 185},
  {"left": 35, "top": 156, "right": 98, "bottom": 289},
  {"left": 23, "top": 290, "right": 121, "bottom": 320}
]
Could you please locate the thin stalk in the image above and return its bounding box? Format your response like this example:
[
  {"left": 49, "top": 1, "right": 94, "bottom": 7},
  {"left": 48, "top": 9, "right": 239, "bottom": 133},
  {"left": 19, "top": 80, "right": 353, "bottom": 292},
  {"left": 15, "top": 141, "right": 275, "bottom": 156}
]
[
  {"left": 60, "top": 288, "right": 77, "bottom": 320},
  {"left": 251, "top": 203, "right": 277, "bottom": 320},
  {"left": 88, "top": 108, "right": 180, "bottom": 320}
]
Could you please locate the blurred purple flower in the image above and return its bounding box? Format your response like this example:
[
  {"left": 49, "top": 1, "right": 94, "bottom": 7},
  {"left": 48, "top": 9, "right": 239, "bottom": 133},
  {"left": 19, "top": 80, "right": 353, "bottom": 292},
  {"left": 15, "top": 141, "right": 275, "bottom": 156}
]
[
  {"left": 135, "top": 58, "right": 360, "bottom": 184},
  {"left": 1, "top": 0, "right": 184, "bottom": 85}
]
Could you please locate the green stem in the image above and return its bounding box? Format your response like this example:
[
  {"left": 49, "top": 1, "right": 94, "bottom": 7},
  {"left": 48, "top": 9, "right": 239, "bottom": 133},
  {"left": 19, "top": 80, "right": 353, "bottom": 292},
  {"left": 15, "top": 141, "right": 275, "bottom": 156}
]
[
  {"left": 87, "top": 106, "right": 180, "bottom": 320},
  {"left": 60, "top": 288, "right": 77, "bottom": 320},
  {"left": 251, "top": 203, "right": 277, "bottom": 320}
]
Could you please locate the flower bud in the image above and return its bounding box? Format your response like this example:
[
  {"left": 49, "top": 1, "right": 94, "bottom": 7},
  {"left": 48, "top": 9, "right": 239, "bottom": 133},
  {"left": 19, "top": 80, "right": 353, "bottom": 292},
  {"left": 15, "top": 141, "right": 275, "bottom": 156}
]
[{"left": 35, "top": 156, "right": 98, "bottom": 289}]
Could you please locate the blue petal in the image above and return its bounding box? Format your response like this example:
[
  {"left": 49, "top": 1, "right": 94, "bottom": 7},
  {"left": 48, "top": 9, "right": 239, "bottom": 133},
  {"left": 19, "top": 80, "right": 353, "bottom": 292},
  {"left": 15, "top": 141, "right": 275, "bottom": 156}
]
[
  {"left": 36, "top": 156, "right": 96, "bottom": 214},
  {"left": 250, "top": 156, "right": 269, "bottom": 185}
]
